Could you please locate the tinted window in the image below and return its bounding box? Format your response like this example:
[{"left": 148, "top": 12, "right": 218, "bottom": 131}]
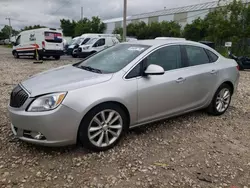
[
  {"left": 44, "top": 32, "right": 62, "bottom": 43},
  {"left": 81, "top": 38, "right": 90, "bottom": 45},
  {"left": 206, "top": 49, "right": 219, "bottom": 62},
  {"left": 126, "top": 63, "right": 141, "bottom": 79},
  {"left": 16, "top": 36, "right": 21, "bottom": 45},
  {"left": 185, "top": 46, "right": 210, "bottom": 66},
  {"left": 77, "top": 44, "right": 149, "bottom": 73},
  {"left": 145, "top": 45, "right": 182, "bottom": 71},
  {"left": 95, "top": 39, "right": 105, "bottom": 47}
]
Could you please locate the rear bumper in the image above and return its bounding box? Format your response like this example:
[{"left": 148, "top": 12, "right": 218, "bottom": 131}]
[{"left": 39, "top": 50, "right": 64, "bottom": 56}]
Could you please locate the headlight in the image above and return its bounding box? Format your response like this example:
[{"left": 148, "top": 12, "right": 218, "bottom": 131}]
[
  {"left": 27, "top": 92, "right": 67, "bottom": 112},
  {"left": 83, "top": 46, "right": 90, "bottom": 50}
]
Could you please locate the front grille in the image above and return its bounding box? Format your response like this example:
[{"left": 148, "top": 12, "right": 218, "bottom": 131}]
[
  {"left": 10, "top": 85, "right": 29, "bottom": 108},
  {"left": 78, "top": 47, "right": 82, "bottom": 52}
]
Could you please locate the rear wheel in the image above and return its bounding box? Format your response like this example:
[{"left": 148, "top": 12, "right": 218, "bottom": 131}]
[
  {"left": 13, "top": 51, "right": 19, "bottom": 59},
  {"left": 207, "top": 83, "right": 232, "bottom": 116},
  {"left": 78, "top": 103, "right": 128, "bottom": 152},
  {"left": 54, "top": 56, "right": 60, "bottom": 60}
]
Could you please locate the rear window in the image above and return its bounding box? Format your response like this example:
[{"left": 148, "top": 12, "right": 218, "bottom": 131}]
[
  {"left": 206, "top": 49, "right": 219, "bottom": 62},
  {"left": 44, "top": 32, "right": 62, "bottom": 43}
]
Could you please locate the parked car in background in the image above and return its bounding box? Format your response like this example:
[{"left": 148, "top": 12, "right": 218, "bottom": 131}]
[
  {"left": 0, "top": 40, "right": 5, "bottom": 45},
  {"left": 76, "top": 36, "right": 120, "bottom": 58},
  {"left": 8, "top": 39, "right": 239, "bottom": 151},
  {"left": 67, "top": 34, "right": 119, "bottom": 57},
  {"left": 126, "top": 37, "right": 137, "bottom": 42},
  {"left": 12, "top": 28, "right": 64, "bottom": 60},
  {"left": 229, "top": 51, "right": 250, "bottom": 70}
]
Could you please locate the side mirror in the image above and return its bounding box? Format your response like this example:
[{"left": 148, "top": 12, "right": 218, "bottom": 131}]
[{"left": 144, "top": 64, "right": 165, "bottom": 76}]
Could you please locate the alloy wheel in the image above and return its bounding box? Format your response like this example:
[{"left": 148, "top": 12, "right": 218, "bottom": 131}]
[
  {"left": 88, "top": 110, "right": 123, "bottom": 148},
  {"left": 216, "top": 88, "right": 231, "bottom": 113}
]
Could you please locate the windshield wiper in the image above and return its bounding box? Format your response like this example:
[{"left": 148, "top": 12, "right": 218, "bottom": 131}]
[{"left": 80, "top": 66, "right": 102, "bottom": 74}]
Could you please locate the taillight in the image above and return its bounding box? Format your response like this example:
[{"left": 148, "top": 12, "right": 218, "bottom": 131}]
[
  {"left": 42, "top": 41, "right": 45, "bottom": 49},
  {"left": 236, "top": 65, "right": 240, "bottom": 71}
]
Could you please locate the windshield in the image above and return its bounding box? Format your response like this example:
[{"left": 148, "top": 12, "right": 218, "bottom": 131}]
[
  {"left": 75, "top": 38, "right": 84, "bottom": 45},
  {"left": 85, "top": 38, "right": 98, "bottom": 45},
  {"left": 76, "top": 44, "right": 150, "bottom": 73},
  {"left": 70, "top": 38, "right": 79, "bottom": 45}
]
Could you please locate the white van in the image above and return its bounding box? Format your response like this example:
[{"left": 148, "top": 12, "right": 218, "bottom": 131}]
[
  {"left": 68, "top": 33, "right": 120, "bottom": 57},
  {"left": 76, "top": 36, "right": 120, "bottom": 58},
  {"left": 12, "top": 28, "right": 64, "bottom": 60}
]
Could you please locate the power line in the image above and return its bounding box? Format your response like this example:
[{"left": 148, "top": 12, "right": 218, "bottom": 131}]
[{"left": 51, "top": 0, "right": 71, "bottom": 15}]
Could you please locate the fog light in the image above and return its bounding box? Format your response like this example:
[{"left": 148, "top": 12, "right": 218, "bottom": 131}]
[{"left": 31, "top": 132, "right": 45, "bottom": 140}]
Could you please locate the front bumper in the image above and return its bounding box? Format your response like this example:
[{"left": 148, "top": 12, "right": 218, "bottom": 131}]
[{"left": 8, "top": 104, "right": 82, "bottom": 147}]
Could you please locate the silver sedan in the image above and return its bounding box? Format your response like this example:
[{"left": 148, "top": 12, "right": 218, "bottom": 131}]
[{"left": 8, "top": 39, "right": 239, "bottom": 151}]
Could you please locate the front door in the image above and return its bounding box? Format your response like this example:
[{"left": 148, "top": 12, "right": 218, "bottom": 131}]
[{"left": 137, "top": 45, "right": 190, "bottom": 123}]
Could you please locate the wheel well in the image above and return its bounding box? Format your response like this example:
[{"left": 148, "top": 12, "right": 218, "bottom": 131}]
[
  {"left": 76, "top": 101, "right": 131, "bottom": 143},
  {"left": 222, "top": 81, "right": 234, "bottom": 94}
]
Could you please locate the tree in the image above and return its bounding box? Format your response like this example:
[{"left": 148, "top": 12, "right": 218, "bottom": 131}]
[
  {"left": 60, "top": 19, "right": 76, "bottom": 37},
  {"left": 90, "top": 16, "right": 106, "bottom": 33},
  {"left": 74, "top": 18, "right": 91, "bottom": 36},
  {"left": 183, "top": 18, "right": 207, "bottom": 41},
  {"left": 1, "top": 25, "right": 12, "bottom": 39},
  {"left": 112, "top": 27, "right": 123, "bottom": 36},
  {"left": 21, "top": 25, "right": 46, "bottom": 31},
  {"left": 74, "top": 17, "right": 106, "bottom": 36}
]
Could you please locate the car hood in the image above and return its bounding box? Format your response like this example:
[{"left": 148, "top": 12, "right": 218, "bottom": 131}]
[{"left": 21, "top": 65, "right": 113, "bottom": 97}]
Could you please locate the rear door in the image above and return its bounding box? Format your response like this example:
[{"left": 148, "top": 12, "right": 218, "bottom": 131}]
[
  {"left": 180, "top": 45, "right": 219, "bottom": 109},
  {"left": 44, "top": 31, "right": 63, "bottom": 51}
]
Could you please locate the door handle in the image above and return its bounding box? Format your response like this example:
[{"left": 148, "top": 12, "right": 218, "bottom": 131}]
[
  {"left": 210, "top": 70, "right": 217, "bottom": 74},
  {"left": 176, "top": 77, "right": 186, "bottom": 83}
]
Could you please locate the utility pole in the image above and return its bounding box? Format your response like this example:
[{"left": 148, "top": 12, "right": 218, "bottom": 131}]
[
  {"left": 123, "top": 0, "right": 127, "bottom": 42},
  {"left": 81, "top": 7, "right": 83, "bottom": 20},
  {"left": 5, "top": 18, "right": 12, "bottom": 41}
]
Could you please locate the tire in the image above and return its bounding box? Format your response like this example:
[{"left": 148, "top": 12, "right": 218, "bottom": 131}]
[
  {"left": 54, "top": 56, "right": 60, "bottom": 60},
  {"left": 13, "top": 51, "right": 19, "bottom": 59},
  {"left": 78, "top": 103, "right": 128, "bottom": 152},
  {"left": 72, "top": 54, "right": 77, "bottom": 58},
  {"left": 207, "top": 83, "right": 232, "bottom": 116}
]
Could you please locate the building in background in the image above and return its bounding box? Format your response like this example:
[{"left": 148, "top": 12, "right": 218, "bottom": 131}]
[{"left": 103, "top": 1, "right": 220, "bottom": 34}]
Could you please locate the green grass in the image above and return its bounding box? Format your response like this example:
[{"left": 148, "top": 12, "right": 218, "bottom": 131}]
[{"left": 2, "top": 44, "right": 13, "bottom": 48}]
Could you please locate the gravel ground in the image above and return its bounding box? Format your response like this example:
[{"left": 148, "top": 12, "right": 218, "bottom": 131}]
[{"left": 0, "top": 46, "right": 250, "bottom": 188}]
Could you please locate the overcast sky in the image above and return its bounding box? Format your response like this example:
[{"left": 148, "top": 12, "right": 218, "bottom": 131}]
[{"left": 0, "top": 0, "right": 214, "bottom": 29}]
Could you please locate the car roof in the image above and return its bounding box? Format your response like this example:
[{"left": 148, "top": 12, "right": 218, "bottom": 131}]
[{"left": 126, "top": 39, "right": 216, "bottom": 50}]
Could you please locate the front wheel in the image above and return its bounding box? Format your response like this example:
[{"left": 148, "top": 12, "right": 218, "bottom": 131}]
[
  {"left": 78, "top": 103, "right": 128, "bottom": 152},
  {"left": 54, "top": 56, "right": 60, "bottom": 60},
  {"left": 207, "top": 83, "right": 232, "bottom": 116},
  {"left": 13, "top": 51, "right": 19, "bottom": 59}
]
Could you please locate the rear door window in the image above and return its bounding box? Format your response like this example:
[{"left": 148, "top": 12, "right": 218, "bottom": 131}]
[
  {"left": 185, "top": 45, "right": 210, "bottom": 66},
  {"left": 44, "top": 32, "right": 62, "bottom": 43}
]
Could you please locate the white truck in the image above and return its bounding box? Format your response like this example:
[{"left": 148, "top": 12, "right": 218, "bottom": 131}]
[
  {"left": 12, "top": 28, "right": 64, "bottom": 60},
  {"left": 68, "top": 33, "right": 120, "bottom": 57},
  {"left": 76, "top": 36, "right": 120, "bottom": 58}
]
